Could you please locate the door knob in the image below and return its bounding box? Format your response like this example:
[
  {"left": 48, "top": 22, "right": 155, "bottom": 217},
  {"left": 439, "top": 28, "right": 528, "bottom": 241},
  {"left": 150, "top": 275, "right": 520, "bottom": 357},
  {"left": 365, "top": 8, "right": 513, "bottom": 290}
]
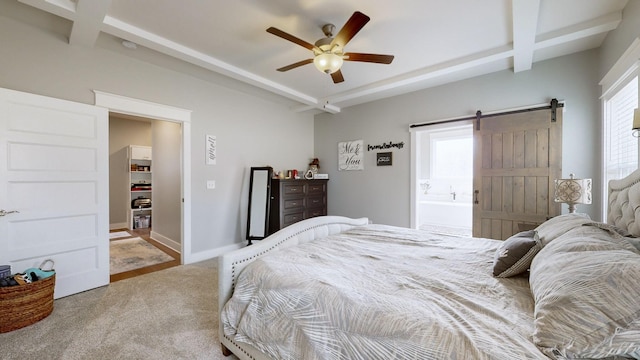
[{"left": 0, "top": 210, "right": 19, "bottom": 217}]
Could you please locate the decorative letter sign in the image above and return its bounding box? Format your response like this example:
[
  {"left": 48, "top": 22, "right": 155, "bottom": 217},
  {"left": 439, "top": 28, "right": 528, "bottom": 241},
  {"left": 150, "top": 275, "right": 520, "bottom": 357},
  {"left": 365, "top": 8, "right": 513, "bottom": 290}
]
[
  {"left": 338, "top": 140, "right": 364, "bottom": 171},
  {"left": 206, "top": 134, "right": 216, "bottom": 165}
]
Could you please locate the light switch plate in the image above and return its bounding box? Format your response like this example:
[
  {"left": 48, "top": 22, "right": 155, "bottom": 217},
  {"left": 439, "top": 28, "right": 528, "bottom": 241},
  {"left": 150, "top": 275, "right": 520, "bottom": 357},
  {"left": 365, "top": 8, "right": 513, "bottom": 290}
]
[{"left": 207, "top": 180, "right": 215, "bottom": 189}]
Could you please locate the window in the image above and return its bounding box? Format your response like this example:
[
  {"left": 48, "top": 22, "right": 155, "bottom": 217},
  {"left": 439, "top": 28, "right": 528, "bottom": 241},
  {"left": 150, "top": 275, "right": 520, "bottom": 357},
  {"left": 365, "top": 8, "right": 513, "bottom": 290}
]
[
  {"left": 430, "top": 129, "right": 473, "bottom": 179},
  {"left": 603, "top": 75, "right": 638, "bottom": 216}
]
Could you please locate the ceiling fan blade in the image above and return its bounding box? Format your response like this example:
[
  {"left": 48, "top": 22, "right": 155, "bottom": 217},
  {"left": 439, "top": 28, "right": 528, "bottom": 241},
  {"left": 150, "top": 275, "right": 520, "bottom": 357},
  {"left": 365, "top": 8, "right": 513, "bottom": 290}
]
[
  {"left": 267, "top": 27, "right": 319, "bottom": 51},
  {"left": 277, "top": 59, "right": 314, "bottom": 72},
  {"left": 331, "top": 70, "right": 344, "bottom": 83},
  {"left": 331, "top": 11, "right": 370, "bottom": 49},
  {"left": 344, "top": 52, "right": 394, "bottom": 64}
]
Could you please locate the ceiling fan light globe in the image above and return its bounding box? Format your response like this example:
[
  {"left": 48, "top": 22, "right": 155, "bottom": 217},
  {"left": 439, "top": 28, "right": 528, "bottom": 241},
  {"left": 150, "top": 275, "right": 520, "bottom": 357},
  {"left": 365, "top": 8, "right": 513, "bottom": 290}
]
[{"left": 314, "top": 53, "right": 343, "bottom": 74}]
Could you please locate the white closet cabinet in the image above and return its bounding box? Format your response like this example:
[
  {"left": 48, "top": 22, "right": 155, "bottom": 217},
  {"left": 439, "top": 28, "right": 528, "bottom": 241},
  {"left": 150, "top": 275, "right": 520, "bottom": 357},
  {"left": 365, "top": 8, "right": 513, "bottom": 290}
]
[{"left": 128, "top": 145, "right": 152, "bottom": 230}]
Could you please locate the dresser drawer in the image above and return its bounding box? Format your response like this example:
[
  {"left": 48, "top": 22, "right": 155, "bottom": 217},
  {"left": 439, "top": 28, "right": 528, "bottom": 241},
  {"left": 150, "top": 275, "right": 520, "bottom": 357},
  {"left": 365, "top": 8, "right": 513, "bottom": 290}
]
[
  {"left": 269, "top": 179, "right": 328, "bottom": 235},
  {"left": 306, "top": 207, "right": 326, "bottom": 218},
  {"left": 283, "top": 183, "right": 305, "bottom": 196},
  {"left": 283, "top": 211, "right": 304, "bottom": 226},
  {"left": 283, "top": 197, "right": 305, "bottom": 210},
  {"left": 308, "top": 183, "right": 326, "bottom": 195},
  {"left": 306, "top": 196, "right": 325, "bottom": 208}
]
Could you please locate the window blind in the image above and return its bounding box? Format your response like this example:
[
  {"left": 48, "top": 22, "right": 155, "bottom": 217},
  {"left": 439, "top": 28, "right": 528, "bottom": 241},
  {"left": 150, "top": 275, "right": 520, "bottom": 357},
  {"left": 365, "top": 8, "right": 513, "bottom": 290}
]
[{"left": 604, "top": 75, "right": 638, "bottom": 207}]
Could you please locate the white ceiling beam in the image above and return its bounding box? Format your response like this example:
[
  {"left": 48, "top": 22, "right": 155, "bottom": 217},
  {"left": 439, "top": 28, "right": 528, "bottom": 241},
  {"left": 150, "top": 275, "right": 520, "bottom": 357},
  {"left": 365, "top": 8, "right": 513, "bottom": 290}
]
[
  {"left": 69, "top": 0, "right": 111, "bottom": 47},
  {"left": 18, "top": 0, "right": 76, "bottom": 20},
  {"left": 512, "top": 0, "right": 540, "bottom": 73},
  {"left": 535, "top": 12, "right": 622, "bottom": 50},
  {"left": 329, "top": 11, "right": 621, "bottom": 108},
  {"left": 326, "top": 45, "right": 514, "bottom": 105}
]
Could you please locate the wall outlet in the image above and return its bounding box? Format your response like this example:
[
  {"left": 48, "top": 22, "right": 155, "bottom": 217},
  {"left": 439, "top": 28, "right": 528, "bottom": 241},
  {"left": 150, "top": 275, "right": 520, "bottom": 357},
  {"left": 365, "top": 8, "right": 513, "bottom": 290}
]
[{"left": 207, "top": 180, "right": 215, "bottom": 189}]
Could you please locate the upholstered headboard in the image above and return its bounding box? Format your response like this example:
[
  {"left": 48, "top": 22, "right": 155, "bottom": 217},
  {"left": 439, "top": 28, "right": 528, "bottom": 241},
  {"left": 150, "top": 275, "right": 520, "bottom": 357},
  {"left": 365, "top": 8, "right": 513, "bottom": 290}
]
[{"left": 607, "top": 168, "right": 640, "bottom": 237}]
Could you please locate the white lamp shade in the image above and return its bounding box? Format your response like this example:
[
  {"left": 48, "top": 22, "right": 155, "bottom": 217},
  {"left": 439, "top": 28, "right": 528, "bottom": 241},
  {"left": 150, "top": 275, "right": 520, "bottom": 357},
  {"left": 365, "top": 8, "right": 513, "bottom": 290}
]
[{"left": 554, "top": 175, "right": 592, "bottom": 207}]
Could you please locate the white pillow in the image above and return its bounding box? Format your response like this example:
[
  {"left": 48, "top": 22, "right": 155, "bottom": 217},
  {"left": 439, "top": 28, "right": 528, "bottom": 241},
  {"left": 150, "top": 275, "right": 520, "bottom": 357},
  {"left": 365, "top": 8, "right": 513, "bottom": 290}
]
[
  {"left": 534, "top": 213, "right": 591, "bottom": 246},
  {"left": 529, "top": 226, "right": 640, "bottom": 359}
]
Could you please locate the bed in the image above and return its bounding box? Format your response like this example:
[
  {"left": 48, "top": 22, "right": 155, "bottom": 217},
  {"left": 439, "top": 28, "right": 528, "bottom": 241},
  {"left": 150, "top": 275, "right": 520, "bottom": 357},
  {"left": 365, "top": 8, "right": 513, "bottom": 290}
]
[{"left": 218, "top": 172, "right": 640, "bottom": 359}]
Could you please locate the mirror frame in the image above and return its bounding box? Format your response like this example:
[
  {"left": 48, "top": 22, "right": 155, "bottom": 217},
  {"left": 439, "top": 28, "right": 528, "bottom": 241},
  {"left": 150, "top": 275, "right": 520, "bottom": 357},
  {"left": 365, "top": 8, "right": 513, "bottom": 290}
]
[{"left": 246, "top": 166, "right": 273, "bottom": 245}]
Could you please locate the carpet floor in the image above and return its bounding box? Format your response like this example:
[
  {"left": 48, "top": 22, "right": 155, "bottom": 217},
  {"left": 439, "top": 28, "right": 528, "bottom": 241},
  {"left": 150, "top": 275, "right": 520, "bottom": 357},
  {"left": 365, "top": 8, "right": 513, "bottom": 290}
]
[
  {"left": 0, "top": 258, "right": 238, "bottom": 360},
  {"left": 110, "top": 237, "right": 175, "bottom": 275}
]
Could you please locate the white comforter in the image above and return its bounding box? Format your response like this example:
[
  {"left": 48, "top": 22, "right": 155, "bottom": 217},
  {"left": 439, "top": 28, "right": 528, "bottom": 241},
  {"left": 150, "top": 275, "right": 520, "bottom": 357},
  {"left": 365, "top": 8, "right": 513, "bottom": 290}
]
[{"left": 221, "top": 224, "right": 547, "bottom": 359}]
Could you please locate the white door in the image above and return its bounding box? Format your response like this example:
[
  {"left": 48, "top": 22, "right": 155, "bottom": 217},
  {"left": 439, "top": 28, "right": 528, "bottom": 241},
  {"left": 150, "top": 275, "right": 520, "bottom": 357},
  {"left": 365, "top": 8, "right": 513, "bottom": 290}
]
[{"left": 0, "top": 88, "right": 109, "bottom": 299}]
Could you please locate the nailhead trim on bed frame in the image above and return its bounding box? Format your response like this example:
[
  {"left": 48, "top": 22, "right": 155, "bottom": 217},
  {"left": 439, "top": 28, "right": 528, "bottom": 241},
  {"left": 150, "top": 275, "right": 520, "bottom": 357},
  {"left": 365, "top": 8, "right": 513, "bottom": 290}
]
[{"left": 224, "top": 334, "right": 258, "bottom": 360}]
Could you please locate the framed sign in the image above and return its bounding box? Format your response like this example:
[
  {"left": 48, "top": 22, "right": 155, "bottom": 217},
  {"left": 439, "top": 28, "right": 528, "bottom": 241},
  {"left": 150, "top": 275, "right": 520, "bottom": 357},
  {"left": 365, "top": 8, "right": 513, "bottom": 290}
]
[
  {"left": 338, "top": 139, "right": 364, "bottom": 171},
  {"left": 206, "top": 134, "right": 216, "bottom": 165},
  {"left": 377, "top": 152, "right": 392, "bottom": 166}
]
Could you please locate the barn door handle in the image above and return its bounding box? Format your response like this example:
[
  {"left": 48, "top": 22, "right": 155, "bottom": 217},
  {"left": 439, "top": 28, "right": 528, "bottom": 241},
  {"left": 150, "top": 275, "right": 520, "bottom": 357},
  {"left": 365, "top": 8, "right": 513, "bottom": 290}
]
[
  {"left": 0, "top": 210, "right": 19, "bottom": 217},
  {"left": 474, "top": 190, "right": 479, "bottom": 204}
]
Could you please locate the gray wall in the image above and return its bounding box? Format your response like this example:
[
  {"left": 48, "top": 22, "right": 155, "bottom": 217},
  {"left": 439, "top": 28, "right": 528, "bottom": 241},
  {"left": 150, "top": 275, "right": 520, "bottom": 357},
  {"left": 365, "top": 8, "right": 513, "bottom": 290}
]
[
  {"left": 152, "top": 121, "right": 182, "bottom": 244},
  {"left": 0, "top": 2, "right": 315, "bottom": 257},
  {"left": 315, "top": 50, "right": 602, "bottom": 225}
]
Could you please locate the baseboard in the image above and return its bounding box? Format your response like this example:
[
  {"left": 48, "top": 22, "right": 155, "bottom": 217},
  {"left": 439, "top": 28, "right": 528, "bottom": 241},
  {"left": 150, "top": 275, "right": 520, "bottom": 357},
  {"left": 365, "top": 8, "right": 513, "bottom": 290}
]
[
  {"left": 150, "top": 230, "right": 181, "bottom": 253},
  {"left": 185, "top": 242, "right": 243, "bottom": 264},
  {"left": 110, "top": 222, "right": 128, "bottom": 230}
]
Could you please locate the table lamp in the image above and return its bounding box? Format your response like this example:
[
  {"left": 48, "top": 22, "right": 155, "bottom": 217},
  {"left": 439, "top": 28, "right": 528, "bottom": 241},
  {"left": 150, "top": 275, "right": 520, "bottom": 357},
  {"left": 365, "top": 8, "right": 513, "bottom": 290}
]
[{"left": 554, "top": 174, "right": 592, "bottom": 213}]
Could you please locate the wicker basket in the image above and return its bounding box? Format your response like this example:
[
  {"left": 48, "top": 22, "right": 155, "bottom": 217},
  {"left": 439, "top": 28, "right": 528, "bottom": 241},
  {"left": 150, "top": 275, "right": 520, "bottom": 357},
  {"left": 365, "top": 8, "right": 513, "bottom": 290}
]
[{"left": 0, "top": 274, "right": 55, "bottom": 333}]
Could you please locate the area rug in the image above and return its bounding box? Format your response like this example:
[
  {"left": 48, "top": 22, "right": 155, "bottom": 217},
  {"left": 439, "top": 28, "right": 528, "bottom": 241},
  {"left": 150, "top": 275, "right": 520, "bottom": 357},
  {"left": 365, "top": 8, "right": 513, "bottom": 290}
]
[
  {"left": 109, "top": 231, "right": 131, "bottom": 240},
  {"left": 110, "top": 237, "right": 174, "bottom": 275}
]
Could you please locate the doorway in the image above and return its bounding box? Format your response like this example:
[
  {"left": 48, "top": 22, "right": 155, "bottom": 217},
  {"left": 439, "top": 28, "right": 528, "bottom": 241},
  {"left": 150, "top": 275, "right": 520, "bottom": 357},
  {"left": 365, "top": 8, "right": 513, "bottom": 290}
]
[
  {"left": 413, "top": 124, "right": 473, "bottom": 236},
  {"left": 94, "top": 90, "right": 192, "bottom": 266},
  {"left": 108, "top": 114, "right": 182, "bottom": 281}
]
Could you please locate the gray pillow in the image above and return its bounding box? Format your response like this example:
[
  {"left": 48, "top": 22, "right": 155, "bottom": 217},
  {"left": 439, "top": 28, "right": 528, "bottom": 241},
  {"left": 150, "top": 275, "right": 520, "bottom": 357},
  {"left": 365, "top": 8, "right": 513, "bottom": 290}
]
[{"left": 492, "top": 230, "right": 541, "bottom": 278}]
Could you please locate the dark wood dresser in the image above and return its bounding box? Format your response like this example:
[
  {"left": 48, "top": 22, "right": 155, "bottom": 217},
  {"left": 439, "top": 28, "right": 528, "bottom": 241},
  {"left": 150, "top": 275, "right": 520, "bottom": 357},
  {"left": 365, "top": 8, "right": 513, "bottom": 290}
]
[{"left": 269, "top": 178, "right": 328, "bottom": 235}]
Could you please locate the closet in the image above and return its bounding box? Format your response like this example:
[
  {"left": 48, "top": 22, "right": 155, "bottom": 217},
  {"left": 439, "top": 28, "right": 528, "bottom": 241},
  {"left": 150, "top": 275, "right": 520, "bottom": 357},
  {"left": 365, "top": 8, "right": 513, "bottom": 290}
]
[{"left": 127, "top": 145, "right": 152, "bottom": 230}]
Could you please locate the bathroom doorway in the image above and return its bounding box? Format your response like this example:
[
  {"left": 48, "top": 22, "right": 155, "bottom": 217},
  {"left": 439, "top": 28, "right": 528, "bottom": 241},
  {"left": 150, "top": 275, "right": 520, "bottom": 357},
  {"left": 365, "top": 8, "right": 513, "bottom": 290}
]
[{"left": 414, "top": 124, "right": 473, "bottom": 236}]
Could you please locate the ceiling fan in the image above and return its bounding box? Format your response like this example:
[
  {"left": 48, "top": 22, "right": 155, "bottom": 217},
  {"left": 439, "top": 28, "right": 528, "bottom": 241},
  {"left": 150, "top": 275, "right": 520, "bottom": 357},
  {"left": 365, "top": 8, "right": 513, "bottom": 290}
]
[{"left": 266, "top": 11, "right": 394, "bottom": 84}]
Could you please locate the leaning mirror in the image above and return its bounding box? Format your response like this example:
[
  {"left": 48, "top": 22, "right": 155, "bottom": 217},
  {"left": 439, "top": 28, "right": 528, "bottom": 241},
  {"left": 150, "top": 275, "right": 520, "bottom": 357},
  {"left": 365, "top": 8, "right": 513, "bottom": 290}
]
[{"left": 246, "top": 167, "right": 272, "bottom": 245}]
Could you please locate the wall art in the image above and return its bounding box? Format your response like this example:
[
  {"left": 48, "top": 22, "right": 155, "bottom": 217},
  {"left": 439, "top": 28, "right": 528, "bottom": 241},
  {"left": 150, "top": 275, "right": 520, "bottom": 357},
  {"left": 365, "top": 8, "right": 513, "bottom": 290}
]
[
  {"left": 367, "top": 141, "right": 405, "bottom": 151},
  {"left": 206, "top": 134, "right": 216, "bottom": 165},
  {"left": 376, "top": 152, "right": 392, "bottom": 166},
  {"left": 338, "top": 139, "right": 364, "bottom": 171}
]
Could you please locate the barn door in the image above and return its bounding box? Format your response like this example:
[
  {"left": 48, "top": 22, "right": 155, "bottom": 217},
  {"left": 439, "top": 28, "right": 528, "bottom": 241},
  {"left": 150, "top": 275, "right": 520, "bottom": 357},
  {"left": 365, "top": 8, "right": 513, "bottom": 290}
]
[
  {"left": 472, "top": 105, "right": 562, "bottom": 239},
  {"left": 0, "top": 88, "right": 109, "bottom": 298}
]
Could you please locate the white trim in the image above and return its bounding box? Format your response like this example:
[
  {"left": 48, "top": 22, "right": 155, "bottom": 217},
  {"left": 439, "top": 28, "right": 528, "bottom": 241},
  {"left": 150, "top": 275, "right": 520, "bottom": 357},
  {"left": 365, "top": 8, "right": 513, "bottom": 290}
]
[
  {"left": 110, "top": 222, "right": 128, "bottom": 230},
  {"left": 410, "top": 130, "right": 418, "bottom": 229},
  {"left": 189, "top": 242, "right": 243, "bottom": 264},
  {"left": 93, "top": 91, "right": 194, "bottom": 264},
  {"left": 94, "top": 91, "right": 192, "bottom": 121},
  {"left": 599, "top": 39, "right": 640, "bottom": 221},
  {"left": 600, "top": 37, "right": 640, "bottom": 99},
  {"left": 150, "top": 230, "right": 181, "bottom": 252},
  {"left": 181, "top": 121, "right": 192, "bottom": 264}
]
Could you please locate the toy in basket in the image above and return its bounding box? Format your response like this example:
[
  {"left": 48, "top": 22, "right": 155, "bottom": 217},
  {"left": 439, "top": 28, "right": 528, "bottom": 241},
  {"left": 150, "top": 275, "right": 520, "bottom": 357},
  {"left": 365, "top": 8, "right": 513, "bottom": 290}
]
[{"left": 0, "top": 259, "right": 56, "bottom": 333}]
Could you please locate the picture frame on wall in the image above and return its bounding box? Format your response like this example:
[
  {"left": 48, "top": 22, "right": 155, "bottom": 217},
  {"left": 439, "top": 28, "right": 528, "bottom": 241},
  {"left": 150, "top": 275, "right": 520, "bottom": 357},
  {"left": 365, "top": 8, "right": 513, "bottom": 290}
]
[
  {"left": 377, "top": 152, "right": 392, "bottom": 166},
  {"left": 338, "top": 139, "right": 364, "bottom": 171}
]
